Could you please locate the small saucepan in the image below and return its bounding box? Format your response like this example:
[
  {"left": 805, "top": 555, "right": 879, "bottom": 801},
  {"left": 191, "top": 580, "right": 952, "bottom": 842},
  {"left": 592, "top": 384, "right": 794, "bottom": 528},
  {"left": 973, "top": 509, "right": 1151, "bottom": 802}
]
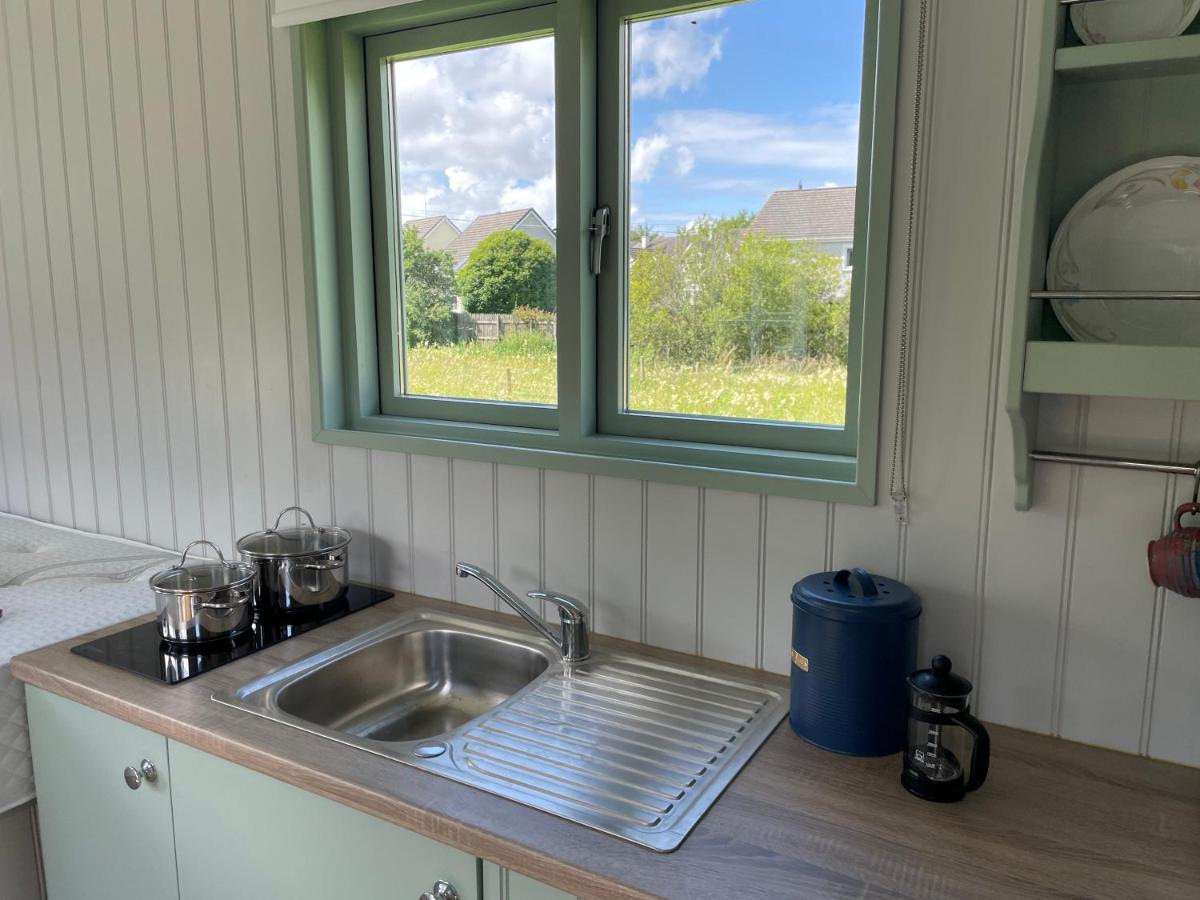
[
  {"left": 237, "top": 507, "right": 351, "bottom": 615},
  {"left": 149, "top": 541, "right": 255, "bottom": 644}
]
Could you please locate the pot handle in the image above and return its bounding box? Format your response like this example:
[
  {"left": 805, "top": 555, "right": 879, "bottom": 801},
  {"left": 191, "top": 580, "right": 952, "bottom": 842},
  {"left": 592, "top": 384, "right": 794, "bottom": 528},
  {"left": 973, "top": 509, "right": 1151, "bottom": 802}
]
[
  {"left": 270, "top": 506, "right": 319, "bottom": 533},
  {"left": 193, "top": 590, "right": 252, "bottom": 612},
  {"left": 299, "top": 556, "right": 344, "bottom": 571}
]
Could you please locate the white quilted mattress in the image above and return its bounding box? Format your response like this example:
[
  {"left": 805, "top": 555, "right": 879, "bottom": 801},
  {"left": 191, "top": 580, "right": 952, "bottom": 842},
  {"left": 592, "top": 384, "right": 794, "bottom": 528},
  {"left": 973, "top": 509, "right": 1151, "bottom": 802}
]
[{"left": 0, "top": 514, "right": 174, "bottom": 814}]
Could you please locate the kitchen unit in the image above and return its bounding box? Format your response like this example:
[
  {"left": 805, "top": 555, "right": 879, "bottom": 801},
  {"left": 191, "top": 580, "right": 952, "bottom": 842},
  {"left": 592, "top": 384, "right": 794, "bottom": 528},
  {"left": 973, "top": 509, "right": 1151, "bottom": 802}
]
[{"left": 13, "top": 593, "right": 1200, "bottom": 900}]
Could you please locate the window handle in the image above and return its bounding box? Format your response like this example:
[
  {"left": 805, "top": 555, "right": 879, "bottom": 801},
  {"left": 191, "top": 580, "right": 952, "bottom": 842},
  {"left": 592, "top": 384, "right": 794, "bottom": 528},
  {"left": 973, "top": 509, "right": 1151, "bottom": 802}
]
[{"left": 589, "top": 206, "right": 610, "bottom": 276}]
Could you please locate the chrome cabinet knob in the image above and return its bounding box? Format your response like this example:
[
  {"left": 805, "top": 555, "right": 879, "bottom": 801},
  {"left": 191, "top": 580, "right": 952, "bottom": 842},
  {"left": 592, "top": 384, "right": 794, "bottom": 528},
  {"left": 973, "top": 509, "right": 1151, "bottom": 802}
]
[
  {"left": 122, "top": 759, "right": 158, "bottom": 790},
  {"left": 419, "top": 881, "right": 458, "bottom": 900}
]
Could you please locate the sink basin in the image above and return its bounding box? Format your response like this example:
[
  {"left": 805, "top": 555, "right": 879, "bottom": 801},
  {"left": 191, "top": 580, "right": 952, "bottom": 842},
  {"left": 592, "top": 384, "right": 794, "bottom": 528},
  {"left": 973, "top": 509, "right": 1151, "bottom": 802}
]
[
  {"left": 273, "top": 628, "right": 550, "bottom": 743},
  {"left": 213, "top": 609, "right": 786, "bottom": 852}
]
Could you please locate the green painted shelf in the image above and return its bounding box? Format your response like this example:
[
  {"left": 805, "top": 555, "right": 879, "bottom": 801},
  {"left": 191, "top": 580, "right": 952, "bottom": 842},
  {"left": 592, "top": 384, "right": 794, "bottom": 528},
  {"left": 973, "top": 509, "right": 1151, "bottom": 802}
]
[
  {"left": 1056, "top": 33, "right": 1200, "bottom": 83},
  {"left": 1024, "top": 342, "right": 1200, "bottom": 402}
]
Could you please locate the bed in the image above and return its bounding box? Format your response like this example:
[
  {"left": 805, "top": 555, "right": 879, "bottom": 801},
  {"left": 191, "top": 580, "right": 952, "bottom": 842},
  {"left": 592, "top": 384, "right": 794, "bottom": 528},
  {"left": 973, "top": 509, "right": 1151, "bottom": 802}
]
[{"left": 0, "top": 513, "right": 174, "bottom": 814}]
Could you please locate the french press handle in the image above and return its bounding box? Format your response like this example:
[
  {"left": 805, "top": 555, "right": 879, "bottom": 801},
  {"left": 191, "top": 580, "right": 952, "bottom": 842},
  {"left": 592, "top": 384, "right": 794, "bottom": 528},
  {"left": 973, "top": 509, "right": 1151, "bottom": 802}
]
[{"left": 950, "top": 708, "right": 990, "bottom": 792}]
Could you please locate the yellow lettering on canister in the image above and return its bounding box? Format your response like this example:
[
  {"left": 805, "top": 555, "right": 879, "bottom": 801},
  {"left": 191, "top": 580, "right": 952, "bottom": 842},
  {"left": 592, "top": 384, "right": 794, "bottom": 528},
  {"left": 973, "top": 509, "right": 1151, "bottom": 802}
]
[{"left": 791, "top": 649, "right": 809, "bottom": 672}]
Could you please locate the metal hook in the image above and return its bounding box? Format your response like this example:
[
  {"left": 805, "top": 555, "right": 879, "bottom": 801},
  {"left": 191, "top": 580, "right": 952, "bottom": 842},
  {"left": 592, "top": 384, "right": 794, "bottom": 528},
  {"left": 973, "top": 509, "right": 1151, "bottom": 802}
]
[{"left": 1190, "top": 461, "right": 1200, "bottom": 506}]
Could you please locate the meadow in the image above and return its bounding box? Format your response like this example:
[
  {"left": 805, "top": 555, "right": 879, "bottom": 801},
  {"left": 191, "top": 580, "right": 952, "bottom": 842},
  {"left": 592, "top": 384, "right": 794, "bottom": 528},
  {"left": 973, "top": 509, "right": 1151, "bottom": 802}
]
[{"left": 406, "top": 341, "right": 847, "bottom": 425}]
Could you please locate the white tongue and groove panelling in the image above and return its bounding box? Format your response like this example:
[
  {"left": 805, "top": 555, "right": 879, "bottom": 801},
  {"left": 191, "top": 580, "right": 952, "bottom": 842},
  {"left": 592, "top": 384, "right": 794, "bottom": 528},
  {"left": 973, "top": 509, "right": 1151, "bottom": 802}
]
[{"left": 0, "top": 0, "right": 1196, "bottom": 768}]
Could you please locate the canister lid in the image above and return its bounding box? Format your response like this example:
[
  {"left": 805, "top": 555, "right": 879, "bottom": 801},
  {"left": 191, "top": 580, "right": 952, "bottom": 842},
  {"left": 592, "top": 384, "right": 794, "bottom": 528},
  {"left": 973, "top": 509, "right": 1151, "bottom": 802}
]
[{"left": 791, "top": 567, "right": 921, "bottom": 623}]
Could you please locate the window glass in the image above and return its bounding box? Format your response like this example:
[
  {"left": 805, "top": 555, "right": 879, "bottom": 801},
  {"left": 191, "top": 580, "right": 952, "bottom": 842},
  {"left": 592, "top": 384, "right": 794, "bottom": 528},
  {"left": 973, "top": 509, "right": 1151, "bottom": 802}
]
[
  {"left": 388, "top": 36, "right": 557, "bottom": 406},
  {"left": 624, "top": 0, "right": 865, "bottom": 426}
]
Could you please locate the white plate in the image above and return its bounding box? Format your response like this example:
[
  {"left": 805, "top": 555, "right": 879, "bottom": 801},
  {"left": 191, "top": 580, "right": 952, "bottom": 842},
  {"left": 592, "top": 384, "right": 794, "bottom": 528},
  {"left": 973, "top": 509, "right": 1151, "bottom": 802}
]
[
  {"left": 1071, "top": 0, "right": 1200, "bottom": 46},
  {"left": 1047, "top": 156, "right": 1200, "bottom": 345}
]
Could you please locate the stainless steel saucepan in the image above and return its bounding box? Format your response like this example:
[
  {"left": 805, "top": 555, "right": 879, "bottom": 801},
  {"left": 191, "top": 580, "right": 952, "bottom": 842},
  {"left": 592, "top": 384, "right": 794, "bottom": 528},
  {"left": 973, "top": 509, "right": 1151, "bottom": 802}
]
[
  {"left": 149, "top": 540, "right": 255, "bottom": 644},
  {"left": 237, "top": 507, "right": 351, "bottom": 615}
]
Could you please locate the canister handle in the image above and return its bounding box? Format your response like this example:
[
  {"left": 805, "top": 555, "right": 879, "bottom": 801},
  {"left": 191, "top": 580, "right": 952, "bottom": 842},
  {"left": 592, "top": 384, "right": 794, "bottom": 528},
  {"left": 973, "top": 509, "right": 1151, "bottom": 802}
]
[
  {"left": 269, "top": 506, "right": 321, "bottom": 533},
  {"left": 834, "top": 567, "right": 879, "bottom": 598}
]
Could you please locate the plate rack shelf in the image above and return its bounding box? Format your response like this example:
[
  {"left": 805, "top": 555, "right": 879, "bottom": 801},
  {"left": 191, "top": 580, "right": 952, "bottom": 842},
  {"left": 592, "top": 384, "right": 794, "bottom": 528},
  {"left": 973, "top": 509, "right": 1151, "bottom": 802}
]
[{"left": 1004, "top": 5, "right": 1200, "bottom": 509}]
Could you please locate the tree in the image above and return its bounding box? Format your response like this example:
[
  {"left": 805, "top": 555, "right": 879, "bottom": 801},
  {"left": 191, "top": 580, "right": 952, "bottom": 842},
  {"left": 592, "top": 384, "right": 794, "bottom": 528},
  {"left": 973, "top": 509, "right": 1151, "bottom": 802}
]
[
  {"left": 457, "top": 230, "right": 556, "bottom": 314},
  {"left": 402, "top": 225, "right": 456, "bottom": 346},
  {"left": 628, "top": 213, "right": 847, "bottom": 364}
]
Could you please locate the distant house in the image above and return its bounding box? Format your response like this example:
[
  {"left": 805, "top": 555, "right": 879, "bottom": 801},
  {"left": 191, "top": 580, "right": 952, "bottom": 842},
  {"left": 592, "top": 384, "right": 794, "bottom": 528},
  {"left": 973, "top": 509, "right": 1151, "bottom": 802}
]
[
  {"left": 447, "top": 208, "right": 556, "bottom": 271},
  {"left": 750, "top": 186, "right": 856, "bottom": 273},
  {"left": 404, "top": 215, "right": 461, "bottom": 252}
]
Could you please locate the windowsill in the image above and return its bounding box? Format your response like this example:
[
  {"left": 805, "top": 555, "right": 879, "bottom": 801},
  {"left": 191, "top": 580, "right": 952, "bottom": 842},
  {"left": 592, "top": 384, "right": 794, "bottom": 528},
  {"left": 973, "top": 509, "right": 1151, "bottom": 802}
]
[{"left": 314, "top": 424, "right": 873, "bottom": 504}]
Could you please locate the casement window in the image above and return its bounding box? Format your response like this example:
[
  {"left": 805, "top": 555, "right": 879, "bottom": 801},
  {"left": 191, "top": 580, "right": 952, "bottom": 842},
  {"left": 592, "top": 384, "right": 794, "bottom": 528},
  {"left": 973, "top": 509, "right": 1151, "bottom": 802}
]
[{"left": 295, "top": 0, "right": 899, "bottom": 502}]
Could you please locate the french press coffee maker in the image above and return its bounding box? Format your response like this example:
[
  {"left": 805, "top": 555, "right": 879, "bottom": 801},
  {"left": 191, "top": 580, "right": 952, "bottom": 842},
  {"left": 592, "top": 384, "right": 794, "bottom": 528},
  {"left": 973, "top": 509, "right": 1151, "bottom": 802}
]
[{"left": 901, "top": 655, "right": 990, "bottom": 802}]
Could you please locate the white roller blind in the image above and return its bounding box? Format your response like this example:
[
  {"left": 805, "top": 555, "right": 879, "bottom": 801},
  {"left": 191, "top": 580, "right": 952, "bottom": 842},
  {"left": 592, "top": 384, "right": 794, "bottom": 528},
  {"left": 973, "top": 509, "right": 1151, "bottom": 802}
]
[{"left": 273, "top": 0, "right": 422, "bottom": 27}]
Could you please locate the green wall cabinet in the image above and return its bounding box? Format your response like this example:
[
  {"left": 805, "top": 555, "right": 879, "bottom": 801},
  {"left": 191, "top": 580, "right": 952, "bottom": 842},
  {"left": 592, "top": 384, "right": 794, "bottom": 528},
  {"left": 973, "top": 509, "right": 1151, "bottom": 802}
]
[
  {"left": 26, "top": 688, "right": 576, "bottom": 900},
  {"left": 26, "top": 687, "right": 180, "bottom": 900}
]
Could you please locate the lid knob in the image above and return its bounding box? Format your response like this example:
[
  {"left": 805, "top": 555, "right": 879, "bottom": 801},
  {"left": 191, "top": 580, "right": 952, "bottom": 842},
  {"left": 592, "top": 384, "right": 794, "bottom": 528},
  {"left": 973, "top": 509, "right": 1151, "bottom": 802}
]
[{"left": 931, "top": 654, "right": 952, "bottom": 676}]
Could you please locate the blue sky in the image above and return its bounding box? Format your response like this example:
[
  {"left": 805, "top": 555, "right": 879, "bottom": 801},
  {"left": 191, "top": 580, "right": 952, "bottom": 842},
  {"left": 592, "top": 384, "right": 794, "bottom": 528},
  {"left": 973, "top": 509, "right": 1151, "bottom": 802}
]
[
  {"left": 630, "top": 0, "right": 866, "bottom": 233},
  {"left": 390, "top": 0, "right": 865, "bottom": 234}
]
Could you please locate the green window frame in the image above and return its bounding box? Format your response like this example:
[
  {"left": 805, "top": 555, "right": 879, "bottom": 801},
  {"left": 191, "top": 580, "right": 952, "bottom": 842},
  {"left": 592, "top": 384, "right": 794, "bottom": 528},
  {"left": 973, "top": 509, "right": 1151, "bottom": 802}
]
[{"left": 294, "top": 0, "right": 900, "bottom": 503}]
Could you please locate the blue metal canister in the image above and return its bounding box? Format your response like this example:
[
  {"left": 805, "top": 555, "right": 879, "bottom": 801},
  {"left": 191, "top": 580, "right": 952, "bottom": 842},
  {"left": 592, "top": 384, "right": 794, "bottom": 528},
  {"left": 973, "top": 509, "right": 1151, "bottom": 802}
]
[{"left": 789, "top": 567, "right": 921, "bottom": 756}]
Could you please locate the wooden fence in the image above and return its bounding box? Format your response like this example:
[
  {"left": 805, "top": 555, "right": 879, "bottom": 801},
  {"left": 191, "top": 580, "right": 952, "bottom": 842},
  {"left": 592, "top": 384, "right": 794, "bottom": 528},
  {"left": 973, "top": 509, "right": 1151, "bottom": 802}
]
[{"left": 454, "top": 313, "right": 557, "bottom": 343}]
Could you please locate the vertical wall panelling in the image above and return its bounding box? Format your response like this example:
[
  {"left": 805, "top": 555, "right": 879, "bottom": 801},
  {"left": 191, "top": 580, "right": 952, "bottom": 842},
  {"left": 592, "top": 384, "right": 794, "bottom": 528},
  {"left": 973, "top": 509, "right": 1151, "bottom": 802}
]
[
  {"left": 0, "top": 0, "right": 1195, "bottom": 767},
  {"left": 591, "top": 475, "right": 644, "bottom": 643},
  {"left": 451, "top": 459, "right": 496, "bottom": 609},
  {"left": 1057, "top": 397, "right": 1176, "bottom": 753},
  {"left": 762, "top": 497, "right": 829, "bottom": 675},
  {"left": 106, "top": 0, "right": 176, "bottom": 548},
  {"left": 27, "top": 0, "right": 96, "bottom": 533},
  {"left": 133, "top": 0, "right": 202, "bottom": 546},
  {"left": 542, "top": 470, "right": 591, "bottom": 618},
  {"left": 330, "top": 445, "right": 373, "bottom": 583},
  {"left": 4, "top": 0, "right": 72, "bottom": 528},
  {"left": 409, "top": 455, "right": 452, "bottom": 601},
  {"left": 194, "top": 0, "right": 266, "bottom": 543},
  {"left": 162, "top": 0, "right": 234, "bottom": 552},
  {"left": 369, "top": 451, "right": 412, "bottom": 592},
  {"left": 59, "top": 0, "right": 124, "bottom": 537},
  {"left": 0, "top": 0, "right": 43, "bottom": 522},
  {"left": 1146, "top": 407, "right": 1200, "bottom": 764},
  {"left": 231, "top": 0, "right": 299, "bottom": 525},
  {"left": 495, "top": 463, "right": 542, "bottom": 613},
  {"left": 644, "top": 483, "right": 701, "bottom": 655},
  {"left": 700, "top": 489, "right": 762, "bottom": 669}
]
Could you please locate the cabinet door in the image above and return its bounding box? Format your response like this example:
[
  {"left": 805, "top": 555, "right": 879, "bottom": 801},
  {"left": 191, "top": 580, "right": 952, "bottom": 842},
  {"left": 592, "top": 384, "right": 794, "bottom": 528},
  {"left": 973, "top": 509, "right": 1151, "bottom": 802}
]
[
  {"left": 482, "top": 861, "right": 577, "bottom": 900},
  {"left": 26, "top": 687, "right": 179, "bottom": 900},
  {"left": 168, "top": 740, "right": 479, "bottom": 900}
]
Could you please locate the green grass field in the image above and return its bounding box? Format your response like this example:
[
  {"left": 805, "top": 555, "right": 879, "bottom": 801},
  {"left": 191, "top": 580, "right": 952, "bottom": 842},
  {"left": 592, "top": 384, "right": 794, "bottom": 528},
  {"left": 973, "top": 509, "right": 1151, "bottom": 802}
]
[{"left": 406, "top": 342, "right": 847, "bottom": 425}]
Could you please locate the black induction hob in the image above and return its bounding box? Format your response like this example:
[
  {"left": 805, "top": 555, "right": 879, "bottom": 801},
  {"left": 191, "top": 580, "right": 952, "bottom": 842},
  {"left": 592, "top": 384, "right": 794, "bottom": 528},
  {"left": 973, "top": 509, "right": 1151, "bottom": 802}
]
[{"left": 71, "top": 584, "right": 392, "bottom": 685}]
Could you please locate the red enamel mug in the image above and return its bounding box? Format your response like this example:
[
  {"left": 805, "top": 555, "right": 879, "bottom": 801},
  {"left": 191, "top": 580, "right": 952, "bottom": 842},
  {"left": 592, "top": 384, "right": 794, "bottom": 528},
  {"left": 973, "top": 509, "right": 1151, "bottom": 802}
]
[{"left": 1148, "top": 502, "right": 1200, "bottom": 597}]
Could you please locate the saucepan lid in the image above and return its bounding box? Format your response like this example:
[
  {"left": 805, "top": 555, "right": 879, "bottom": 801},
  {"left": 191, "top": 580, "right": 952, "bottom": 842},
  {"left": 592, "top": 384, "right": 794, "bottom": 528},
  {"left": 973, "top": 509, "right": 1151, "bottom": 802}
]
[
  {"left": 150, "top": 541, "right": 256, "bottom": 594},
  {"left": 236, "top": 506, "right": 351, "bottom": 559}
]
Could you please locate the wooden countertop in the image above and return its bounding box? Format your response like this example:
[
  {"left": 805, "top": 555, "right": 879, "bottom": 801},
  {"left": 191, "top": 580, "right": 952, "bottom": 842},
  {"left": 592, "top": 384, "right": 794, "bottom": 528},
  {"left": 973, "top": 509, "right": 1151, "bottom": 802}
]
[{"left": 12, "top": 592, "right": 1200, "bottom": 900}]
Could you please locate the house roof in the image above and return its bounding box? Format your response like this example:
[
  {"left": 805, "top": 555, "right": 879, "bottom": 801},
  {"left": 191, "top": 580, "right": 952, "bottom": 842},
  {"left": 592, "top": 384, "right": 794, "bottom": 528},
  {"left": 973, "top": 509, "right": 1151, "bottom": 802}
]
[
  {"left": 405, "top": 215, "right": 460, "bottom": 240},
  {"left": 448, "top": 208, "right": 550, "bottom": 267},
  {"left": 750, "top": 186, "right": 856, "bottom": 242}
]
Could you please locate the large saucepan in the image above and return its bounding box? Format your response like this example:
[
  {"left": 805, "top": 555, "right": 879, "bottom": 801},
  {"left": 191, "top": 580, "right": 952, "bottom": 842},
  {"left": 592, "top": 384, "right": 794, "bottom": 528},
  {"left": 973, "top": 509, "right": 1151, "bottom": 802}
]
[
  {"left": 149, "top": 541, "right": 255, "bottom": 644},
  {"left": 237, "top": 507, "right": 351, "bottom": 615}
]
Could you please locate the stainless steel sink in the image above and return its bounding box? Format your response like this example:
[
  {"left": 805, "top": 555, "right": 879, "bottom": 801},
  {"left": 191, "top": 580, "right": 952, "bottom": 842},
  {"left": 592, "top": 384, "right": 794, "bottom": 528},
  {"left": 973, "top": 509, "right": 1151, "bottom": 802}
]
[{"left": 213, "top": 609, "right": 787, "bottom": 852}]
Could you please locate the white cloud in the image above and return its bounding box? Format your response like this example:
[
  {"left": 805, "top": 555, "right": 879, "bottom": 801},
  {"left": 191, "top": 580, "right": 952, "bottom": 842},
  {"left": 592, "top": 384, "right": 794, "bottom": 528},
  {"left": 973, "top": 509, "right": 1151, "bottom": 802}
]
[
  {"left": 391, "top": 37, "right": 558, "bottom": 226},
  {"left": 651, "top": 104, "right": 860, "bottom": 171},
  {"left": 674, "top": 146, "right": 695, "bottom": 177},
  {"left": 630, "top": 9, "right": 725, "bottom": 98},
  {"left": 631, "top": 133, "right": 671, "bottom": 183}
]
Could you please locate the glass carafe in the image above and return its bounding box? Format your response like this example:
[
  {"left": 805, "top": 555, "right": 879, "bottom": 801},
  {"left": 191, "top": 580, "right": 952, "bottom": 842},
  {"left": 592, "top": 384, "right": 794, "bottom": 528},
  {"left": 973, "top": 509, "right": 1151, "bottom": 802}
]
[{"left": 901, "top": 655, "right": 989, "bottom": 802}]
